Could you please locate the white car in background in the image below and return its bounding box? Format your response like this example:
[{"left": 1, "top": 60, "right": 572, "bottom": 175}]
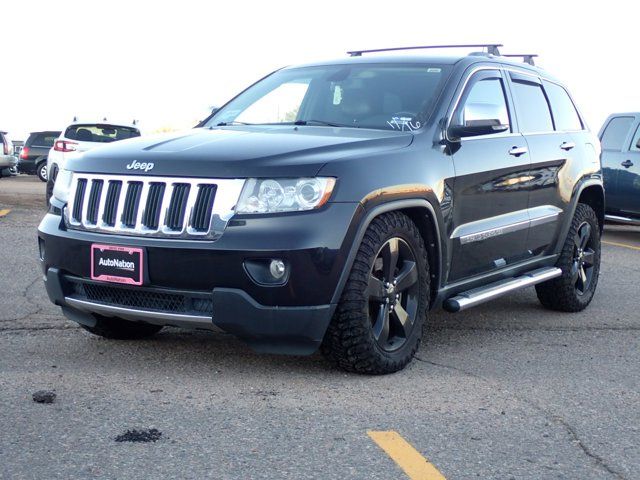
[{"left": 46, "top": 120, "right": 141, "bottom": 202}]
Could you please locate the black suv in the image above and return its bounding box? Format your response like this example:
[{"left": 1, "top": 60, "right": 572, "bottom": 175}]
[
  {"left": 19, "top": 131, "right": 61, "bottom": 181},
  {"left": 39, "top": 45, "right": 604, "bottom": 374},
  {"left": 599, "top": 113, "right": 640, "bottom": 224}
]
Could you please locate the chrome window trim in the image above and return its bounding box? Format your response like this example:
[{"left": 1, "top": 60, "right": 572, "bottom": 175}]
[
  {"left": 451, "top": 205, "right": 562, "bottom": 245},
  {"left": 65, "top": 173, "right": 246, "bottom": 240}
]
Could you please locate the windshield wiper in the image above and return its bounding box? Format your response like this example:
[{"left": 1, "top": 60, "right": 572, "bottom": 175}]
[
  {"left": 214, "top": 121, "right": 253, "bottom": 127},
  {"left": 293, "top": 119, "right": 354, "bottom": 128}
]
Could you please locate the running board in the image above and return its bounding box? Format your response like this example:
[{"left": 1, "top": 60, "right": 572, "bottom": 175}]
[
  {"left": 443, "top": 267, "right": 562, "bottom": 312},
  {"left": 605, "top": 214, "right": 640, "bottom": 226}
]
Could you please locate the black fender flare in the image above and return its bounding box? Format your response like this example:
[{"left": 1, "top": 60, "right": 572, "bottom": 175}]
[
  {"left": 329, "top": 198, "right": 444, "bottom": 306},
  {"left": 552, "top": 175, "right": 604, "bottom": 254}
]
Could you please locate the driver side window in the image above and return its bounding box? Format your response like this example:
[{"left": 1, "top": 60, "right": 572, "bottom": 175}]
[{"left": 454, "top": 75, "right": 511, "bottom": 135}]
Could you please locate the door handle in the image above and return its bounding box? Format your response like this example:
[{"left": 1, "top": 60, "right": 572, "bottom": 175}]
[
  {"left": 560, "top": 141, "right": 576, "bottom": 151},
  {"left": 508, "top": 146, "right": 528, "bottom": 157},
  {"left": 621, "top": 159, "right": 634, "bottom": 168}
]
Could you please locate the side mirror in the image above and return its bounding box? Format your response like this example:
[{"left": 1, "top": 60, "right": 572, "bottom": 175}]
[
  {"left": 449, "top": 121, "right": 509, "bottom": 140},
  {"left": 449, "top": 102, "right": 509, "bottom": 140},
  {"left": 636, "top": 138, "right": 640, "bottom": 149},
  {"left": 210, "top": 107, "right": 219, "bottom": 115}
]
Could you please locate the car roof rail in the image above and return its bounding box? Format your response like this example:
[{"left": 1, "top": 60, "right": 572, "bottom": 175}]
[
  {"left": 502, "top": 54, "right": 538, "bottom": 66},
  {"left": 347, "top": 44, "right": 503, "bottom": 57}
]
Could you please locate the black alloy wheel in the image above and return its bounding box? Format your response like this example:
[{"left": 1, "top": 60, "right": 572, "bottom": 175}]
[
  {"left": 572, "top": 221, "right": 596, "bottom": 295},
  {"left": 367, "top": 238, "right": 420, "bottom": 352}
]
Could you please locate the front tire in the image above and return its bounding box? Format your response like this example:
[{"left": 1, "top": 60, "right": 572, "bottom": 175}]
[
  {"left": 80, "top": 315, "right": 163, "bottom": 340},
  {"left": 321, "top": 212, "right": 430, "bottom": 374},
  {"left": 536, "top": 203, "right": 601, "bottom": 312}
]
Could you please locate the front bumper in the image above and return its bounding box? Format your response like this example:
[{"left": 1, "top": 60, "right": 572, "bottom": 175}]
[{"left": 38, "top": 202, "right": 363, "bottom": 354}]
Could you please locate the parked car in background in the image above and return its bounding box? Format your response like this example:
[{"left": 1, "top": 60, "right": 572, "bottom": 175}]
[
  {"left": 599, "top": 113, "right": 640, "bottom": 224},
  {"left": 18, "top": 131, "right": 61, "bottom": 181},
  {"left": 46, "top": 120, "right": 141, "bottom": 202},
  {"left": 0, "top": 131, "right": 17, "bottom": 177}
]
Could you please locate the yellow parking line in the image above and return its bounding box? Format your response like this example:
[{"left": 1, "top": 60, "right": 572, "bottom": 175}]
[
  {"left": 603, "top": 240, "right": 640, "bottom": 252},
  {"left": 0, "top": 209, "right": 10, "bottom": 218},
  {"left": 368, "top": 431, "right": 446, "bottom": 480}
]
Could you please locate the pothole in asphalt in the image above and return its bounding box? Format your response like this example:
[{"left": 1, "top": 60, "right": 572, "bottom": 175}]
[{"left": 115, "top": 428, "right": 162, "bottom": 443}]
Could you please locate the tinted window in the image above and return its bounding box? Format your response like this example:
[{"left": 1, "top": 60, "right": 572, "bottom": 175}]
[
  {"left": 64, "top": 124, "right": 140, "bottom": 143},
  {"left": 543, "top": 81, "right": 582, "bottom": 131},
  {"left": 600, "top": 116, "right": 634, "bottom": 151},
  {"left": 208, "top": 64, "right": 451, "bottom": 131},
  {"left": 510, "top": 78, "right": 553, "bottom": 133},
  {"left": 630, "top": 124, "right": 640, "bottom": 152},
  {"left": 454, "top": 75, "right": 510, "bottom": 134},
  {"left": 29, "top": 132, "right": 60, "bottom": 147}
]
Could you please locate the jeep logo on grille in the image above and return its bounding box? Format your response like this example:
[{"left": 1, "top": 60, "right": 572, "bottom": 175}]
[{"left": 126, "top": 160, "right": 154, "bottom": 172}]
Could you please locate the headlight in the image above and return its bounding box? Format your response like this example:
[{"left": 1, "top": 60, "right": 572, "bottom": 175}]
[
  {"left": 52, "top": 169, "right": 73, "bottom": 203},
  {"left": 236, "top": 177, "right": 336, "bottom": 214}
]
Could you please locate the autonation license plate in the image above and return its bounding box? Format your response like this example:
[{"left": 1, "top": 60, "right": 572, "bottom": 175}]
[{"left": 90, "top": 244, "right": 144, "bottom": 286}]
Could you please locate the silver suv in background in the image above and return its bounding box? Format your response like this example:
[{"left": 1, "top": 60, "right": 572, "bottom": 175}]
[{"left": 0, "top": 131, "right": 17, "bottom": 177}]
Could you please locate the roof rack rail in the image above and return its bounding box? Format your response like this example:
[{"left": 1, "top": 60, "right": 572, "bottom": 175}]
[
  {"left": 347, "top": 44, "right": 503, "bottom": 57},
  {"left": 502, "top": 54, "right": 538, "bottom": 66}
]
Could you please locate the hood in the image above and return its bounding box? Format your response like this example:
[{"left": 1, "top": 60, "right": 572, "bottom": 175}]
[{"left": 65, "top": 126, "right": 414, "bottom": 178}]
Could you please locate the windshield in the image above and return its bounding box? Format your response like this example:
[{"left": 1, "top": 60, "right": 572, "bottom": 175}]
[
  {"left": 206, "top": 64, "right": 450, "bottom": 131},
  {"left": 64, "top": 124, "right": 140, "bottom": 143}
]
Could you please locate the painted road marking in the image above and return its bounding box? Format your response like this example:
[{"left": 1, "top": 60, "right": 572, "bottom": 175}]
[
  {"left": 0, "top": 209, "right": 10, "bottom": 218},
  {"left": 603, "top": 240, "right": 640, "bottom": 252},
  {"left": 368, "top": 431, "right": 446, "bottom": 480}
]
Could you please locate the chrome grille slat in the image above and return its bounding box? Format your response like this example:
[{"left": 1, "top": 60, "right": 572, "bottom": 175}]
[{"left": 63, "top": 173, "right": 245, "bottom": 241}]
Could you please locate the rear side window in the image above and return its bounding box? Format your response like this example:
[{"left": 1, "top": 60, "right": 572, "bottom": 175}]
[
  {"left": 543, "top": 82, "right": 582, "bottom": 131},
  {"left": 29, "top": 132, "right": 60, "bottom": 147},
  {"left": 600, "top": 116, "right": 634, "bottom": 151},
  {"left": 509, "top": 76, "right": 553, "bottom": 133},
  {"left": 65, "top": 124, "right": 141, "bottom": 143}
]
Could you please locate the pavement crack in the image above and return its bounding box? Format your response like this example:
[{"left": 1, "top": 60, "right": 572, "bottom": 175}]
[{"left": 413, "top": 356, "right": 627, "bottom": 479}]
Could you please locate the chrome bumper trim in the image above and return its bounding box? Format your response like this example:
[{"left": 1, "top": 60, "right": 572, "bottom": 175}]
[{"left": 64, "top": 296, "right": 219, "bottom": 330}]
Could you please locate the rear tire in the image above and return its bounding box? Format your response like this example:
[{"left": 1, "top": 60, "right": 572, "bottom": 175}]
[
  {"left": 80, "top": 315, "right": 163, "bottom": 340},
  {"left": 536, "top": 203, "right": 601, "bottom": 312},
  {"left": 37, "top": 162, "right": 48, "bottom": 182},
  {"left": 321, "top": 211, "right": 430, "bottom": 374}
]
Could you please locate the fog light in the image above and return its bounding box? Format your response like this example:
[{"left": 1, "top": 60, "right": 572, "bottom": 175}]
[{"left": 269, "top": 259, "right": 286, "bottom": 280}]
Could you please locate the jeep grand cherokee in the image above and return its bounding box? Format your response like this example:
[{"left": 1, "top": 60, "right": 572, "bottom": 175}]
[{"left": 38, "top": 44, "right": 604, "bottom": 374}]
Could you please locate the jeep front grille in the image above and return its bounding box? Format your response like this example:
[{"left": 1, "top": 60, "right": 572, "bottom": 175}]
[{"left": 65, "top": 173, "right": 245, "bottom": 240}]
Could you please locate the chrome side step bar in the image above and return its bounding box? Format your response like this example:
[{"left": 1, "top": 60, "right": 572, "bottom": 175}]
[
  {"left": 443, "top": 267, "right": 562, "bottom": 312},
  {"left": 605, "top": 214, "right": 640, "bottom": 226}
]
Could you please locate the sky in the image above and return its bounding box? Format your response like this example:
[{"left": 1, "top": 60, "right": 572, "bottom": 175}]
[{"left": 2, "top": 0, "right": 640, "bottom": 140}]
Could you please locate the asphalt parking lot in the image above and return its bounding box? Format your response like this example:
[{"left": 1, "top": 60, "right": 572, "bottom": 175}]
[{"left": 0, "top": 175, "right": 638, "bottom": 479}]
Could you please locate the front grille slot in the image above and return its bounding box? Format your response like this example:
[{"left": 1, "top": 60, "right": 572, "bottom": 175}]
[
  {"left": 102, "top": 181, "right": 122, "bottom": 226},
  {"left": 142, "top": 183, "right": 165, "bottom": 230},
  {"left": 86, "top": 180, "right": 104, "bottom": 224},
  {"left": 72, "top": 179, "right": 87, "bottom": 222},
  {"left": 166, "top": 184, "right": 190, "bottom": 231},
  {"left": 65, "top": 174, "right": 244, "bottom": 239},
  {"left": 121, "top": 182, "right": 143, "bottom": 227},
  {"left": 191, "top": 184, "right": 217, "bottom": 232}
]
